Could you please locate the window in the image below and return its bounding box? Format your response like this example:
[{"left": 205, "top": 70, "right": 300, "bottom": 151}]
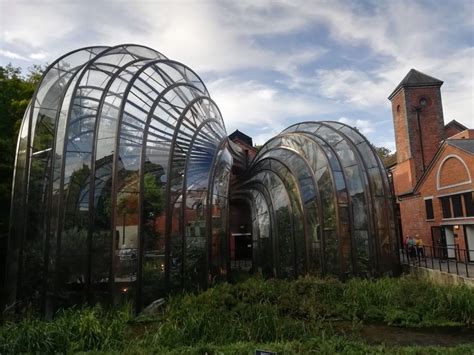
[
  {"left": 452, "top": 194, "right": 463, "bottom": 217},
  {"left": 440, "top": 196, "right": 451, "bottom": 218},
  {"left": 464, "top": 192, "right": 474, "bottom": 217},
  {"left": 425, "top": 199, "right": 434, "bottom": 220},
  {"left": 440, "top": 192, "right": 474, "bottom": 219}
]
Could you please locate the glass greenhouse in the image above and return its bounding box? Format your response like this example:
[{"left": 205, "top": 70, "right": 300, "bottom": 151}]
[{"left": 3, "top": 45, "right": 399, "bottom": 315}]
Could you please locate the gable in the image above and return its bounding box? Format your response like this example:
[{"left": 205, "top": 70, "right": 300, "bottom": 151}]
[
  {"left": 415, "top": 143, "right": 474, "bottom": 194},
  {"left": 437, "top": 155, "right": 471, "bottom": 190}
]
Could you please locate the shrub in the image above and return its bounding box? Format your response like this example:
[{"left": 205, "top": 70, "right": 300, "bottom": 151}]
[
  {"left": 0, "top": 305, "right": 130, "bottom": 354},
  {"left": 1, "top": 275, "right": 473, "bottom": 353}
]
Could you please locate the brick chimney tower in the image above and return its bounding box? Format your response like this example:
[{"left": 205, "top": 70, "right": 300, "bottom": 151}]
[{"left": 388, "top": 69, "right": 444, "bottom": 195}]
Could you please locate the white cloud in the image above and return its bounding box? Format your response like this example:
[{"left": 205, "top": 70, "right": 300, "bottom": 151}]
[
  {"left": 29, "top": 51, "right": 48, "bottom": 60},
  {"left": 0, "top": 1, "right": 326, "bottom": 74},
  {"left": 372, "top": 47, "right": 474, "bottom": 128},
  {"left": 337, "top": 117, "right": 375, "bottom": 135},
  {"left": 336, "top": 115, "right": 398, "bottom": 152},
  {"left": 207, "top": 77, "right": 337, "bottom": 144},
  {"left": 0, "top": 49, "right": 27, "bottom": 60},
  {"left": 316, "top": 69, "right": 391, "bottom": 107},
  {"left": 0, "top": 0, "right": 471, "bottom": 149},
  {"left": 0, "top": 1, "right": 76, "bottom": 48}
]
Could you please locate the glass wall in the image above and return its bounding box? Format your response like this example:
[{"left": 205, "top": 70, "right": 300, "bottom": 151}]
[
  {"left": 4, "top": 44, "right": 399, "bottom": 316},
  {"left": 4, "top": 45, "right": 230, "bottom": 314},
  {"left": 234, "top": 121, "right": 399, "bottom": 279}
]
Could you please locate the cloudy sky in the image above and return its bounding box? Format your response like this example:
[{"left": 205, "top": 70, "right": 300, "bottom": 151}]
[{"left": 1, "top": 0, "right": 473, "bottom": 150}]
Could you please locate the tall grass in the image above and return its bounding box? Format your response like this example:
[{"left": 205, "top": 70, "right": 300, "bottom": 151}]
[
  {"left": 0, "top": 305, "right": 130, "bottom": 354},
  {"left": 1, "top": 275, "right": 473, "bottom": 353},
  {"left": 137, "top": 275, "right": 474, "bottom": 350}
]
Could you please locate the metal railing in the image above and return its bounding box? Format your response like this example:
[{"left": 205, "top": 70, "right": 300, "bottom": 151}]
[{"left": 400, "top": 245, "right": 473, "bottom": 278}]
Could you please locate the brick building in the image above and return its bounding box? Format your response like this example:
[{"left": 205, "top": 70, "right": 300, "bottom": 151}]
[
  {"left": 228, "top": 130, "right": 258, "bottom": 267},
  {"left": 388, "top": 69, "right": 474, "bottom": 260}
]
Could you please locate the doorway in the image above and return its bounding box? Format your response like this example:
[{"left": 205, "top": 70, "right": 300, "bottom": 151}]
[
  {"left": 444, "top": 226, "right": 456, "bottom": 259},
  {"left": 464, "top": 225, "right": 474, "bottom": 261},
  {"left": 234, "top": 233, "right": 253, "bottom": 260},
  {"left": 431, "top": 226, "right": 446, "bottom": 259},
  {"left": 229, "top": 200, "right": 252, "bottom": 271},
  {"left": 432, "top": 226, "right": 457, "bottom": 259}
]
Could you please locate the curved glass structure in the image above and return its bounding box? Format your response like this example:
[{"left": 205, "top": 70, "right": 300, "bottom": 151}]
[
  {"left": 233, "top": 122, "right": 399, "bottom": 280},
  {"left": 3, "top": 45, "right": 399, "bottom": 315}
]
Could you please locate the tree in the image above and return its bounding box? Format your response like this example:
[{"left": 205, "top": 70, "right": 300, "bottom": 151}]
[
  {"left": 0, "top": 64, "right": 43, "bottom": 236},
  {"left": 373, "top": 145, "right": 392, "bottom": 162},
  {"left": 0, "top": 64, "right": 43, "bottom": 294}
]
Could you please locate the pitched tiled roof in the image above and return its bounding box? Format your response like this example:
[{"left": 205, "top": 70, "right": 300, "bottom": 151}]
[
  {"left": 388, "top": 69, "right": 443, "bottom": 99},
  {"left": 445, "top": 119, "right": 468, "bottom": 131},
  {"left": 446, "top": 139, "right": 474, "bottom": 154},
  {"left": 228, "top": 129, "right": 253, "bottom": 147},
  {"left": 383, "top": 153, "right": 397, "bottom": 168}
]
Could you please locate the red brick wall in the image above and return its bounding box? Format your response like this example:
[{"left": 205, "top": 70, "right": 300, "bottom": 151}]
[
  {"left": 391, "top": 90, "right": 411, "bottom": 163},
  {"left": 438, "top": 157, "right": 470, "bottom": 188},
  {"left": 392, "top": 159, "right": 416, "bottom": 195},
  {"left": 447, "top": 129, "right": 474, "bottom": 140},
  {"left": 399, "top": 195, "right": 425, "bottom": 240},
  {"left": 232, "top": 138, "right": 258, "bottom": 160},
  {"left": 423, "top": 145, "right": 474, "bottom": 198},
  {"left": 390, "top": 86, "right": 445, "bottom": 190},
  {"left": 407, "top": 87, "right": 444, "bottom": 181},
  {"left": 398, "top": 145, "right": 474, "bottom": 259},
  {"left": 444, "top": 125, "right": 465, "bottom": 139}
]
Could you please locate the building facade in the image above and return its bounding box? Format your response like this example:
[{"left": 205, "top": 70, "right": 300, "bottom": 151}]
[{"left": 389, "top": 69, "right": 474, "bottom": 260}]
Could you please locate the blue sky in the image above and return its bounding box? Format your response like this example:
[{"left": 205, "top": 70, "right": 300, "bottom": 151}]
[{"left": 1, "top": 0, "right": 473, "bottom": 150}]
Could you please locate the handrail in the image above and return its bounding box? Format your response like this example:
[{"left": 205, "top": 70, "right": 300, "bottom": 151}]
[{"left": 400, "top": 244, "right": 473, "bottom": 278}]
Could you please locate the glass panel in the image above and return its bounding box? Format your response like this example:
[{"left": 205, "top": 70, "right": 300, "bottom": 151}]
[
  {"left": 255, "top": 193, "right": 273, "bottom": 277},
  {"left": 61, "top": 49, "right": 159, "bottom": 307},
  {"left": 262, "top": 171, "right": 294, "bottom": 278},
  {"left": 5, "top": 106, "right": 31, "bottom": 306},
  {"left": 183, "top": 145, "right": 215, "bottom": 290},
  {"left": 7, "top": 44, "right": 401, "bottom": 313},
  {"left": 440, "top": 196, "right": 452, "bottom": 218},
  {"left": 451, "top": 194, "right": 463, "bottom": 218},
  {"left": 464, "top": 192, "right": 474, "bottom": 217}
]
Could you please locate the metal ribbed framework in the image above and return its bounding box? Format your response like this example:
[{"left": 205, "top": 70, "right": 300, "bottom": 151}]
[
  {"left": 4, "top": 44, "right": 399, "bottom": 315},
  {"left": 233, "top": 121, "right": 399, "bottom": 279},
  {"left": 5, "top": 45, "right": 232, "bottom": 313}
]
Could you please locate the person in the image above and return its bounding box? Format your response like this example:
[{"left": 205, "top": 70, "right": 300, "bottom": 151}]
[
  {"left": 415, "top": 234, "right": 424, "bottom": 259},
  {"left": 403, "top": 236, "right": 409, "bottom": 253},
  {"left": 402, "top": 236, "right": 409, "bottom": 261},
  {"left": 407, "top": 236, "right": 416, "bottom": 259}
]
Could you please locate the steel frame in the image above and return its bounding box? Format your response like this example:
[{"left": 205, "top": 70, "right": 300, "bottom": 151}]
[{"left": 4, "top": 45, "right": 399, "bottom": 316}]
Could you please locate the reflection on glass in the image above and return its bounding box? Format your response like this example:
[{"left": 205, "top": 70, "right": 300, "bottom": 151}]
[{"left": 5, "top": 45, "right": 399, "bottom": 316}]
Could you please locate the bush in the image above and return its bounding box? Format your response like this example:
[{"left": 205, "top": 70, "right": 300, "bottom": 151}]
[
  {"left": 1, "top": 275, "right": 473, "bottom": 353},
  {"left": 0, "top": 305, "right": 130, "bottom": 354}
]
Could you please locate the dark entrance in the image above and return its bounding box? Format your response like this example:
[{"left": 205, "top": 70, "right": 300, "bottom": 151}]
[
  {"left": 431, "top": 226, "right": 448, "bottom": 259},
  {"left": 229, "top": 199, "right": 252, "bottom": 271},
  {"left": 234, "top": 233, "right": 252, "bottom": 260}
]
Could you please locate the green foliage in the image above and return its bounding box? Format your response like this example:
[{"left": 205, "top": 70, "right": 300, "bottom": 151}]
[
  {"left": 374, "top": 145, "right": 392, "bottom": 160},
  {"left": 0, "top": 304, "right": 130, "bottom": 354},
  {"left": 135, "top": 275, "right": 474, "bottom": 351},
  {"left": 0, "top": 64, "right": 42, "bottom": 236},
  {"left": 143, "top": 172, "right": 164, "bottom": 218},
  {"left": 1, "top": 276, "right": 473, "bottom": 353},
  {"left": 129, "top": 340, "right": 474, "bottom": 354}
]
